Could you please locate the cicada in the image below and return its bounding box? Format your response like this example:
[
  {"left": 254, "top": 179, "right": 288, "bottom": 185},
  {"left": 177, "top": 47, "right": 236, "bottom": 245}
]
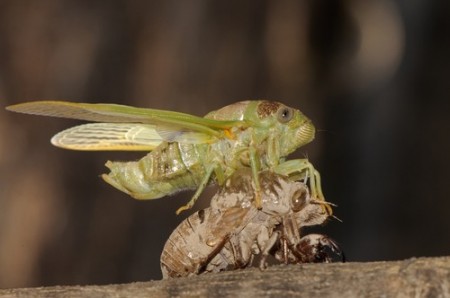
[
  {"left": 7, "top": 100, "right": 323, "bottom": 213},
  {"left": 160, "top": 169, "right": 341, "bottom": 278}
]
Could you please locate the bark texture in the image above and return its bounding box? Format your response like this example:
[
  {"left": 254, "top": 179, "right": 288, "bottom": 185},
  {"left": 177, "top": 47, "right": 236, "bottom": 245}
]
[{"left": 1, "top": 256, "right": 449, "bottom": 297}]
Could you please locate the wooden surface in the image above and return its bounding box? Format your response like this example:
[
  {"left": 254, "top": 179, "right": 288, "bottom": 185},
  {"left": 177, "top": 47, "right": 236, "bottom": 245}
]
[{"left": 1, "top": 256, "right": 449, "bottom": 297}]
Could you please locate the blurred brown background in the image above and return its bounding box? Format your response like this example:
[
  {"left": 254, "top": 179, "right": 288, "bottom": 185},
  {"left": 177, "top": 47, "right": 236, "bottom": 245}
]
[{"left": 1, "top": 0, "right": 449, "bottom": 288}]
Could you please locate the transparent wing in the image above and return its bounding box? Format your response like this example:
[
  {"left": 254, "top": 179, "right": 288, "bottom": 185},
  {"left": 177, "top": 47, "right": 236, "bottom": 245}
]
[
  {"left": 6, "top": 101, "right": 246, "bottom": 138},
  {"left": 51, "top": 123, "right": 215, "bottom": 151}
]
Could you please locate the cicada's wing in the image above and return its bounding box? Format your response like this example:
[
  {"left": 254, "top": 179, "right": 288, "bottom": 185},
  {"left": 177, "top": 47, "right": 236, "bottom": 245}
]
[
  {"left": 6, "top": 100, "right": 246, "bottom": 139},
  {"left": 51, "top": 123, "right": 215, "bottom": 151}
]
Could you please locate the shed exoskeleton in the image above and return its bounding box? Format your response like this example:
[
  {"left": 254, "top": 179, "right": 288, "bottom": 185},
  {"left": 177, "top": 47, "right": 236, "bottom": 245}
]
[{"left": 160, "top": 169, "right": 340, "bottom": 278}]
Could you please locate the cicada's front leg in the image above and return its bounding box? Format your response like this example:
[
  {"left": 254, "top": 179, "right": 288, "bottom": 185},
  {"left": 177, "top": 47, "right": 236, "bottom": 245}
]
[
  {"left": 274, "top": 159, "right": 323, "bottom": 199},
  {"left": 274, "top": 159, "right": 332, "bottom": 215}
]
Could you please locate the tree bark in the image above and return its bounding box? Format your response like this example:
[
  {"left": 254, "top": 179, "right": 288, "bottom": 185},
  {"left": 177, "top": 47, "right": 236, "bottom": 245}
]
[{"left": 1, "top": 256, "right": 449, "bottom": 297}]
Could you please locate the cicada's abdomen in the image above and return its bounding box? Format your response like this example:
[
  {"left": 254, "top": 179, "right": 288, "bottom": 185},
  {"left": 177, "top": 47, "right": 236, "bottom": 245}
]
[{"left": 102, "top": 142, "right": 208, "bottom": 200}]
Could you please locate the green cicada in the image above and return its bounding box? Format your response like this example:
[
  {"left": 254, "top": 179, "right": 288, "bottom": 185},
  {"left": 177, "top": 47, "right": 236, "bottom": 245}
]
[{"left": 6, "top": 100, "right": 324, "bottom": 214}]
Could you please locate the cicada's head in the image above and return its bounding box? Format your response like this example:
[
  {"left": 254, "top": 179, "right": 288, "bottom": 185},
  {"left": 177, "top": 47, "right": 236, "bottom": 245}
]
[
  {"left": 248, "top": 101, "right": 316, "bottom": 157},
  {"left": 205, "top": 100, "right": 315, "bottom": 157}
]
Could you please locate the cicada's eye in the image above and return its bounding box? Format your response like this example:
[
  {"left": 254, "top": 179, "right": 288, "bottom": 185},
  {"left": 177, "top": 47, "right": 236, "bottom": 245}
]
[
  {"left": 277, "top": 107, "right": 294, "bottom": 123},
  {"left": 291, "top": 187, "right": 308, "bottom": 212}
]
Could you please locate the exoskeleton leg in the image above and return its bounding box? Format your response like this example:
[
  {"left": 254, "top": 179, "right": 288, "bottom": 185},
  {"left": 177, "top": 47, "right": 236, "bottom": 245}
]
[{"left": 259, "top": 230, "right": 281, "bottom": 270}]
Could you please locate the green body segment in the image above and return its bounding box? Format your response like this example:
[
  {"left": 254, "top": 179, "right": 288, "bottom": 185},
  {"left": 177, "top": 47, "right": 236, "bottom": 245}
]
[
  {"left": 102, "top": 127, "right": 254, "bottom": 200},
  {"left": 103, "top": 142, "right": 211, "bottom": 199}
]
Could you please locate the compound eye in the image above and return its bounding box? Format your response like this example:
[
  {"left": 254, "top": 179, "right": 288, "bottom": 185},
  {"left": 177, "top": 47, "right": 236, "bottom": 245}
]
[
  {"left": 291, "top": 187, "right": 308, "bottom": 212},
  {"left": 277, "top": 107, "right": 293, "bottom": 123}
]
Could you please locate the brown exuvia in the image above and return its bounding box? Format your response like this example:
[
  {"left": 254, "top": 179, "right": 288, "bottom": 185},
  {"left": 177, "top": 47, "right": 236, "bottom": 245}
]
[{"left": 160, "top": 169, "right": 342, "bottom": 278}]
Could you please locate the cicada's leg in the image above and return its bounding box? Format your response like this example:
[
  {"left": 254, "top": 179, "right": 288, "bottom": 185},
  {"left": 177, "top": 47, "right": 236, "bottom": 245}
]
[
  {"left": 274, "top": 159, "right": 332, "bottom": 215},
  {"left": 213, "top": 165, "right": 226, "bottom": 186},
  {"left": 259, "top": 230, "right": 281, "bottom": 270},
  {"left": 176, "top": 164, "right": 217, "bottom": 215},
  {"left": 274, "top": 159, "right": 322, "bottom": 198},
  {"left": 249, "top": 146, "right": 262, "bottom": 209}
]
